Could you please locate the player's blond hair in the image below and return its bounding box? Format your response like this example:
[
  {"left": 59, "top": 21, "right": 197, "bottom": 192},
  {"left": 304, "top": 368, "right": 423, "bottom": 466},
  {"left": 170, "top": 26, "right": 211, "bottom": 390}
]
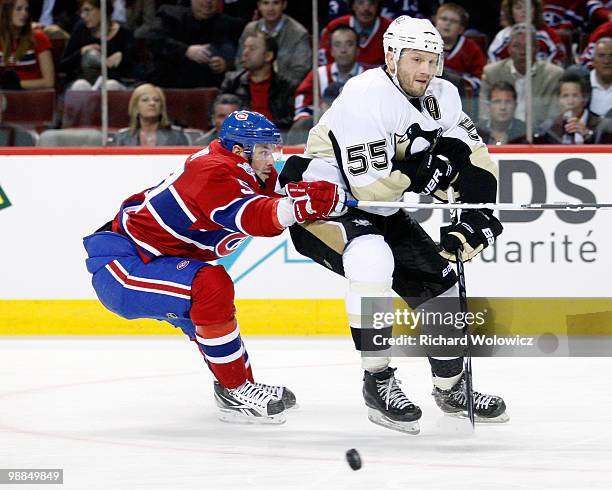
[{"left": 128, "top": 84, "right": 170, "bottom": 130}]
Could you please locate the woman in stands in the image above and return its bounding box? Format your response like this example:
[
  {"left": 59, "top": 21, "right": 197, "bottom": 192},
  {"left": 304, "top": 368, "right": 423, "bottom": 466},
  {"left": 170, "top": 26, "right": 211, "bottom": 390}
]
[
  {"left": 488, "top": 0, "right": 566, "bottom": 66},
  {"left": 0, "top": 0, "right": 54, "bottom": 89},
  {"left": 60, "top": 0, "right": 134, "bottom": 90},
  {"left": 112, "top": 83, "right": 189, "bottom": 146}
]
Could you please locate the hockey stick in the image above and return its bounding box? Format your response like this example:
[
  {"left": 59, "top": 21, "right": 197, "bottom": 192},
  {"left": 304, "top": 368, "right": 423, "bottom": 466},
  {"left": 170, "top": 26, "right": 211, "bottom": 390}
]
[
  {"left": 345, "top": 200, "right": 612, "bottom": 211},
  {"left": 446, "top": 188, "right": 475, "bottom": 428}
]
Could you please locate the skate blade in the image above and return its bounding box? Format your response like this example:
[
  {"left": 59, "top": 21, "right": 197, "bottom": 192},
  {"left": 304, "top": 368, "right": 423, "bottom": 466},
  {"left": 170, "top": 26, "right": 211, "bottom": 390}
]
[
  {"left": 217, "top": 408, "right": 287, "bottom": 425},
  {"left": 444, "top": 411, "right": 510, "bottom": 424},
  {"left": 367, "top": 409, "right": 420, "bottom": 435}
]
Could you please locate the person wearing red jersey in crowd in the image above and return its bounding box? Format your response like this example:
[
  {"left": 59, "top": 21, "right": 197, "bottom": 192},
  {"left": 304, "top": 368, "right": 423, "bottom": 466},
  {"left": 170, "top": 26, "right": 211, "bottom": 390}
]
[
  {"left": 319, "top": 0, "right": 392, "bottom": 67},
  {"left": 0, "top": 0, "right": 54, "bottom": 89},
  {"left": 83, "top": 111, "right": 346, "bottom": 424},
  {"left": 221, "top": 31, "right": 295, "bottom": 129},
  {"left": 433, "top": 3, "right": 486, "bottom": 92},
  {"left": 489, "top": 0, "right": 566, "bottom": 66},
  {"left": 578, "top": 21, "right": 612, "bottom": 69},
  {"left": 543, "top": 0, "right": 611, "bottom": 31},
  {"left": 294, "top": 24, "right": 364, "bottom": 122}
]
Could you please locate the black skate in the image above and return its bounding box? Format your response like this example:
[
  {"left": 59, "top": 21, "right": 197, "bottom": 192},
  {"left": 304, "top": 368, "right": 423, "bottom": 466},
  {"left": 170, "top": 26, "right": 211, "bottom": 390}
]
[
  {"left": 363, "top": 367, "right": 422, "bottom": 434},
  {"left": 214, "top": 380, "right": 297, "bottom": 410},
  {"left": 214, "top": 380, "right": 286, "bottom": 425},
  {"left": 432, "top": 375, "right": 510, "bottom": 423}
]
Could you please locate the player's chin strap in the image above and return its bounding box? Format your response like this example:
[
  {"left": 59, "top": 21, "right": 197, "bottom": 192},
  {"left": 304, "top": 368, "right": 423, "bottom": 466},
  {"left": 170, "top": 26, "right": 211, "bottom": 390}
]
[{"left": 386, "top": 62, "right": 410, "bottom": 99}]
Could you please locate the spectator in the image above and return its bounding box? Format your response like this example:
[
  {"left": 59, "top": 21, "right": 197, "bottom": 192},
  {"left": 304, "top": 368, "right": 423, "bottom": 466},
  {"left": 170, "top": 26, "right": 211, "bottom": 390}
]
[
  {"left": 477, "top": 80, "right": 527, "bottom": 144},
  {"left": 60, "top": 0, "right": 135, "bottom": 90},
  {"left": 543, "top": 0, "right": 610, "bottom": 31},
  {"left": 319, "top": 0, "right": 391, "bottom": 67},
  {"left": 489, "top": 0, "right": 566, "bottom": 66},
  {"left": 112, "top": 83, "right": 189, "bottom": 146},
  {"left": 586, "top": 0, "right": 612, "bottom": 26},
  {"left": 30, "top": 0, "right": 78, "bottom": 39},
  {"left": 578, "top": 20, "right": 611, "bottom": 69},
  {"left": 0, "top": 91, "right": 36, "bottom": 145},
  {"left": 235, "top": 0, "right": 311, "bottom": 87},
  {"left": 285, "top": 81, "right": 342, "bottom": 145},
  {"left": 0, "top": 0, "right": 54, "bottom": 89},
  {"left": 192, "top": 92, "right": 242, "bottom": 146},
  {"left": 536, "top": 72, "right": 601, "bottom": 143},
  {"left": 147, "top": 0, "right": 243, "bottom": 88},
  {"left": 294, "top": 24, "right": 363, "bottom": 121},
  {"left": 221, "top": 31, "right": 295, "bottom": 129},
  {"left": 480, "top": 24, "right": 564, "bottom": 127},
  {"left": 589, "top": 37, "right": 612, "bottom": 116},
  {"left": 433, "top": 3, "right": 486, "bottom": 92}
]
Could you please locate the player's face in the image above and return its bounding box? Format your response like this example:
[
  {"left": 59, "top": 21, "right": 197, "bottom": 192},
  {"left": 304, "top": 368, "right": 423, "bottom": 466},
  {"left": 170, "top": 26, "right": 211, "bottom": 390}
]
[
  {"left": 394, "top": 49, "right": 438, "bottom": 97},
  {"left": 559, "top": 82, "right": 585, "bottom": 116},
  {"left": 435, "top": 9, "right": 463, "bottom": 42},
  {"left": 257, "top": 0, "right": 286, "bottom": 24},
  {"left": 352, "top": 0, "right": 377, "bottom": 27},
  {"left": 213, "top": 103, "right": 240, "bottom": 132},
  {"left": 250, "top": 143, "right": 282, "bottom": 182},
  {"left": 79, "top": 1, "right": 100, "bottom": 29},
  {"left": 191, "top": 0, "right": 217, "bottom": 20},
  {"left": 137, "top": 89, "right": 163, "bottom": 120},
  {"left": 330, "top": 30, "right": 358, "bottom": 67},
  {"left": 489, "top": 89, "right": 516, "bottom": 123},
  {"left": 11, "top": 0, "right": 29, "bottom": 28}
]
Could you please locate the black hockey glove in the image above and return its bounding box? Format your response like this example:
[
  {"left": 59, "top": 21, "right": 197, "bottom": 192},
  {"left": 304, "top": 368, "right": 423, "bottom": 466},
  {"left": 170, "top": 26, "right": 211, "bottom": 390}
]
[
  {"left": 440, "top": 209, "right": 503, "bottom": 262},
  {"left": 407, "top": 152, "right": 456, "bottom": 195}
]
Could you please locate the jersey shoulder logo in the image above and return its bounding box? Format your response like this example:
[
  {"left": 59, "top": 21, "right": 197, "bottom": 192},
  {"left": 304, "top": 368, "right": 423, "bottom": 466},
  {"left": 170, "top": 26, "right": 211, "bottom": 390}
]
[{"left": 237, "top": 162, "right": 257, "bottom": 179}]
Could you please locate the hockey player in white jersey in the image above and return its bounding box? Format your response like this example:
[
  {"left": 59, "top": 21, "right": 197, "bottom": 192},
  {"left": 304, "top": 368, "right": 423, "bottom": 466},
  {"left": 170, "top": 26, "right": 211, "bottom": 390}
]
[{"left": 279, "top": 16, "right": 508, "bottom": 433}]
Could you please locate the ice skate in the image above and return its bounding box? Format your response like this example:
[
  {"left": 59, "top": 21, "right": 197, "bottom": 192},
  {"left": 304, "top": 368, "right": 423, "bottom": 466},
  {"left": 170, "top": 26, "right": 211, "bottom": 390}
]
[
  {"left": 214, "top": 380, "right": 286, "bottom": 425},
  {"left": 363, "top": 367, "right": 422, "bottom": 434},
  {"left": 432, "top": 374, "right": 510, "bottom": 423},
  {"left": 214, "top": 380, "right": 297, "bottom": 409},
  {"left": 253, "top": 382, "right": 297, "bottom": 409}
]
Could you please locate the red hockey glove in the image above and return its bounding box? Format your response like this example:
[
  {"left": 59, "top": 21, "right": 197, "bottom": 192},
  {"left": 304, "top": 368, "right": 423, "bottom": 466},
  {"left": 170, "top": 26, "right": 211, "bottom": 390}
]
[{"left": 285, "top": 181, "right": 347, "bottom": 223}]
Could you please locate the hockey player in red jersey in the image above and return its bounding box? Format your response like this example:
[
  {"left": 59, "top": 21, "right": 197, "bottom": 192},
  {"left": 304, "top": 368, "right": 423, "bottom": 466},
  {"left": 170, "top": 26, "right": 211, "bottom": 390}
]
[{"left": 83, "top": 111, "right": 346, "bottom": 424}]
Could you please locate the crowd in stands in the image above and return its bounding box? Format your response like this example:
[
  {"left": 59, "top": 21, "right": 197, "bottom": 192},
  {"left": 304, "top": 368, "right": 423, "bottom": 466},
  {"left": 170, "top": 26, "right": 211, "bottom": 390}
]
[{"left": 0, "top": 0, "right": 610, "bottom": 146}]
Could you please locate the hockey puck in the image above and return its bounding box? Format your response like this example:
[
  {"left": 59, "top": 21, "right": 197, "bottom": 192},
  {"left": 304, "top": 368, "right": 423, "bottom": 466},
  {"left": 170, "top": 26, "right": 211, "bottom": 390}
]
[{"left": 345, "top": 448, "right": 362, "bottom": 471}]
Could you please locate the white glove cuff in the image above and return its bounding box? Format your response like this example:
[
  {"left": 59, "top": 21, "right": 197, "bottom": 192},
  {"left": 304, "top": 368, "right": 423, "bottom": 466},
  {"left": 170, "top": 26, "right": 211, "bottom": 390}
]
[{"left": 276, "top": 197, "right": 297, "bottom": 228}]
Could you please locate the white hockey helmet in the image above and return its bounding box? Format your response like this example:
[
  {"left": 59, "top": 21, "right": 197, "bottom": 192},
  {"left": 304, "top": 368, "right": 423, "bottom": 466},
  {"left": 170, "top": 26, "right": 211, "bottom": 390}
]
[{"left": 383, "top": 16, "right": 445, "bottom": 77}]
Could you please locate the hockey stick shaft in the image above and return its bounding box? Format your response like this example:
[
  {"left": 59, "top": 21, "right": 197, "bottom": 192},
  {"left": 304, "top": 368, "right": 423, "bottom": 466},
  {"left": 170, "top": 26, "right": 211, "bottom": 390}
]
[
  {"left": 345, "top": 199, "right": 612, "bottom": 211},
  {"left": 447, "top": 189, "right": 475, "bottom": 427}
]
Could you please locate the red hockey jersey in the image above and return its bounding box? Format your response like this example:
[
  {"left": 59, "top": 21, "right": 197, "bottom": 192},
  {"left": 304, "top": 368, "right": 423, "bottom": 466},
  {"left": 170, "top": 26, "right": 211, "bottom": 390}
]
[
  {"left": 443, "top": 35, "right": 486, "bottom": 91},
  {"left": 488, "top": 25, "right": 566, "bottom": 66},
  {"left": 319, "top": 15, "right": 392, "bottom": 67},
  {"left": 111, "top": 140, "right": 283, "bottom": 263}
]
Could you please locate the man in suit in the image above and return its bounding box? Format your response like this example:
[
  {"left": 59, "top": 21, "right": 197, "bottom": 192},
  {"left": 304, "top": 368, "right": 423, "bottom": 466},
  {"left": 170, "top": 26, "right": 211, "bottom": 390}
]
[{"left": 479, "top": 23, "right": 563, "bottom": 128}]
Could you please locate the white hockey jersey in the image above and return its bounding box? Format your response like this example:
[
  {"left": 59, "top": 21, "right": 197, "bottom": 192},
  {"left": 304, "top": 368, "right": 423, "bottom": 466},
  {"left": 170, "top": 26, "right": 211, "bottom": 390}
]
[{"left": 286, "top": 67, "right": 498, "bottom": 216}]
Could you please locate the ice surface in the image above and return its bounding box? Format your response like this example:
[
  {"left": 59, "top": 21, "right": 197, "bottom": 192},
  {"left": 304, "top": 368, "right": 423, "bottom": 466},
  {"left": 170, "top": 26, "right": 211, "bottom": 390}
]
[{"left": 1, "top": 337, "right": 611, "bottom": 489}]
